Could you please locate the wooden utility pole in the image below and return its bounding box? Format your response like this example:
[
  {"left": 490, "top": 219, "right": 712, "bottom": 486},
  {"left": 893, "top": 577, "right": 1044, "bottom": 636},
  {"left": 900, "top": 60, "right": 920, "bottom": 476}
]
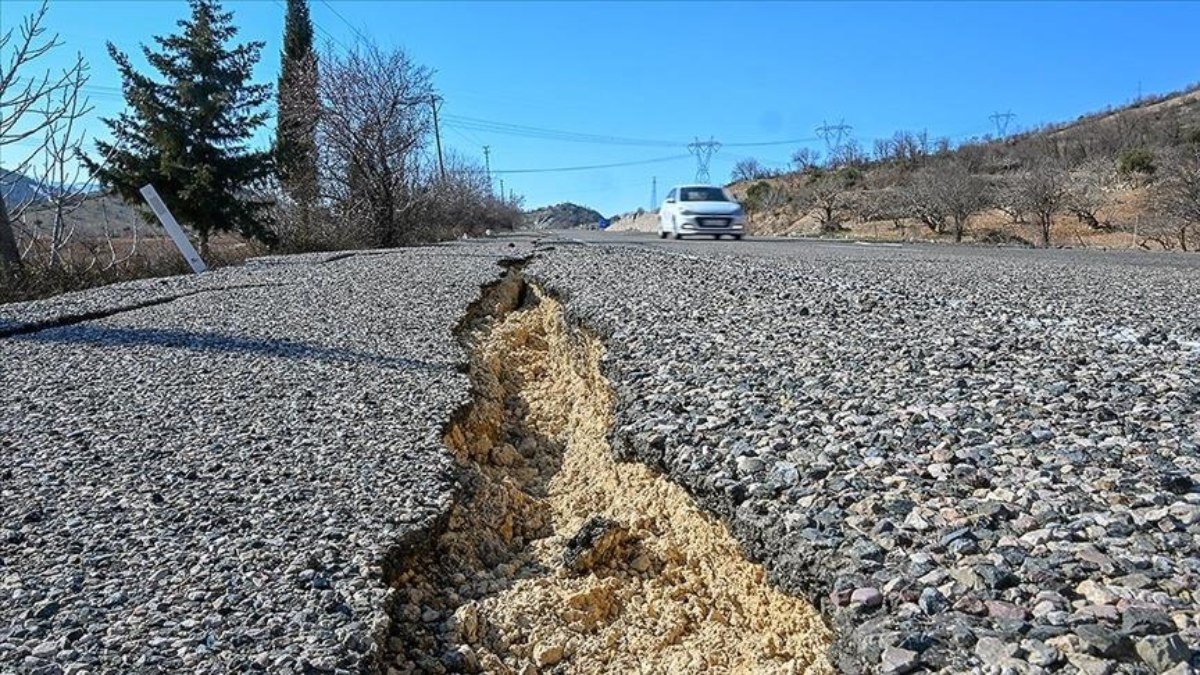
[
  {"left": 483, "top": 145, "right": 492, "bottom": 194},
  {"left": 431, "top": 94, "right": 446, "bottom": 180}
]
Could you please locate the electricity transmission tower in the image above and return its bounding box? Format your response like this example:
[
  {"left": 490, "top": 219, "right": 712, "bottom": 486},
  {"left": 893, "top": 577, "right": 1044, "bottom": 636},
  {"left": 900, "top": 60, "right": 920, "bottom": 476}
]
[
  {"left": 651, "top": 176, "right": 657, "bottom": 208},
  {"left": 989, "top": 111, "right": 1016, "bottom": 138},
  {"left": 687, "top": 137, "right": 721, "bottom": 183},
  {"left": 815, "top": 119, "right": 852, "bottom": 153}
]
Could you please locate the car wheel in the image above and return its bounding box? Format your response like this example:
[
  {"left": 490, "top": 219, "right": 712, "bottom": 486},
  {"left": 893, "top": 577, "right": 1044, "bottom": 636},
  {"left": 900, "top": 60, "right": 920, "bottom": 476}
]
[
  {"left": 733, "top": 234, "right": 744, "bottom": 241},
  {"left": 659, "top": 230, "right": 668, "bottom": 239},
  {"left": 713, "top": 234, "right": 722, "bottom": 240},
  {"left": 673, "top": 231, "right": 683, "bottom": 240}
]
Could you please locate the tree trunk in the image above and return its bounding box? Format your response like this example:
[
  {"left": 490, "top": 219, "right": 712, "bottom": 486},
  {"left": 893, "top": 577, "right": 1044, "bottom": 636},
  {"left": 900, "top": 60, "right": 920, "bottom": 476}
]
[
  {"left": 1040, "top": 214, "right": 1052, "bottom": 248},
  {"left": 0, "top": 196, "right": 23, "bottom": 271},
  {"left": 50, "top": 202, "right": 67, "bottom": 268},
  {"left": 954, "top": 216, "right": 965, "bottom": 243}
]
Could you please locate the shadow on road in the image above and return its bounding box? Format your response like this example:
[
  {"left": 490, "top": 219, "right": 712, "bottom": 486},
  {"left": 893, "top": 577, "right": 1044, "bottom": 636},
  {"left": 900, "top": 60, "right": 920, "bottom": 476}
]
[{"left": 12, "top": 324, "right": 453, "bottom": 371}]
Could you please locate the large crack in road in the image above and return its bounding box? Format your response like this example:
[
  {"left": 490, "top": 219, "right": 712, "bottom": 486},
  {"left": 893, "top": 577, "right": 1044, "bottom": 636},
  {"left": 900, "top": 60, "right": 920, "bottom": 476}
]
[{"left": 384, "top": 265, "right": 832, "bottom": 674}]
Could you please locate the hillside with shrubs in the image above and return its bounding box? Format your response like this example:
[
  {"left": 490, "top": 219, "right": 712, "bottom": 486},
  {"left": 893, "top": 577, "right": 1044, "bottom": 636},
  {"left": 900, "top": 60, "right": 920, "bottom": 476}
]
[{"left": 730, "top": 86, "right": 1200, "bottom": 250}]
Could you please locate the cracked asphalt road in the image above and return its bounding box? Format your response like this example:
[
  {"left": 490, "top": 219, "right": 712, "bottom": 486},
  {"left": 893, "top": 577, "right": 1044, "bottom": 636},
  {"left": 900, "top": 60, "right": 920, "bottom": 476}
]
[{"left": 3, "top": 232, "right": 1199, "bottom": 674}]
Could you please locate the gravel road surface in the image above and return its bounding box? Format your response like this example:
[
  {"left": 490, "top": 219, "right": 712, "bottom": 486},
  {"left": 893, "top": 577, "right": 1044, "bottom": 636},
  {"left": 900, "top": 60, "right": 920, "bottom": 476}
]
[
  {"left": 532, "top": 231, "right": 1200, "bottom": 674},
  {"left": 1, "top": 242, "right": 531, "bottom": 674},
  {"left": 3, "top": 231, "right": 1199, "bottom": 674}
]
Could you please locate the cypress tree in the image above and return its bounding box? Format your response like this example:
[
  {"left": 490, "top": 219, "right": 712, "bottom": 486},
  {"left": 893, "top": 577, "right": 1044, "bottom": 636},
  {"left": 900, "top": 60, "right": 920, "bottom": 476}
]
[
  {"left": 85, "top": 0, "right": 275, "bottom": 252},
  {"left": 276, "top": 0, "right": 319, "bottom": 208}
]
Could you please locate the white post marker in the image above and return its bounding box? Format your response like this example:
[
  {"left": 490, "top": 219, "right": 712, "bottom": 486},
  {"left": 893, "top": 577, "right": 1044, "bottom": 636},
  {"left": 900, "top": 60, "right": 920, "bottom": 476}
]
[{"left": 139, "top": 184, "right": 207, "bottom": 274}]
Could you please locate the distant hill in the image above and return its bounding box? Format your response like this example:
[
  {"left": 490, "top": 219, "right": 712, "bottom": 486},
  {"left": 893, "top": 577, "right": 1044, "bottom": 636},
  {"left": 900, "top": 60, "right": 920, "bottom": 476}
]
[
  {"left": 524, "top": 202, "right": 605, "bottom": 230},
  {"left": 0, "top": 168, "right": 58, "bottom": 207},
  {"left": 725, "top": 83, "right": 1200, "bottom": 249},
  {"left": 18, "top": 191, "right": 150, "bottom": 239}
]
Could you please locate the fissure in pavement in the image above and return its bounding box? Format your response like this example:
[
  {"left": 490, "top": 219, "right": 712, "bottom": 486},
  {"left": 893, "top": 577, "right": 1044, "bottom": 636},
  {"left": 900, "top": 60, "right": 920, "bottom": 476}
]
[{"left": 384, "top": 267, "right": 832, "bottom": 674}]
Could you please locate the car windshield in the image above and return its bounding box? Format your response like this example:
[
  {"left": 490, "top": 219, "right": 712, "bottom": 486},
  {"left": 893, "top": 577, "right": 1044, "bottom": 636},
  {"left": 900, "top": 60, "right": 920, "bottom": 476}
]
[{"left": 680, "top": 187, "right": 728, "bottom": 202}]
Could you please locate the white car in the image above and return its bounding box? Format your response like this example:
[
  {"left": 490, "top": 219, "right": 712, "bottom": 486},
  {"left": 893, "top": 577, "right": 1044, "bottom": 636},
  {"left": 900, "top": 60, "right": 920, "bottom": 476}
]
[{"left": 658, "top": 185, "right": 746, "bottom": 240}]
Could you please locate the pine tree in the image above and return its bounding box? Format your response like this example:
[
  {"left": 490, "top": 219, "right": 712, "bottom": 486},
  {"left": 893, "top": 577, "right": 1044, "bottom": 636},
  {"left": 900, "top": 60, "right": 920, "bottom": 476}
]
[
  {"left": 276, "top": 0, "right": 319, "bottom": 208},
  {"left": 84, "top": 0, "right": 275, "bottom": 252}
]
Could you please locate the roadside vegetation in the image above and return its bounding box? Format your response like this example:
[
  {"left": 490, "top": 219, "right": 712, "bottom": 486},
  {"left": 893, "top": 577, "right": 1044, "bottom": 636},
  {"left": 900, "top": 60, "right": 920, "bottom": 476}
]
[
  {"left": 733, "top": 89, "right": 1200, "bottom": 250},
  {"left": 0, "top": 0, "right": 521, "bottom": 303}
]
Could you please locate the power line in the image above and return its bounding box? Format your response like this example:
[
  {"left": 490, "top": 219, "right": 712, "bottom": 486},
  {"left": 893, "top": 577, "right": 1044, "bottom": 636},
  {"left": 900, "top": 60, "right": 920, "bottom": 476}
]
[
  {"left": 441, "top": 114, "right": 681, "bottom": 147},
  {"left": 723, "top": 136, "right": 821, "bottom": 148},
  {"left": 317, "top": 0, "right": 370, "bottom": 47},
  {"left": 491, "top": 153, "right": 689, "bottom": 175},
  {"left": 272, "top": 0, "right": 351, "bottom": 54}
]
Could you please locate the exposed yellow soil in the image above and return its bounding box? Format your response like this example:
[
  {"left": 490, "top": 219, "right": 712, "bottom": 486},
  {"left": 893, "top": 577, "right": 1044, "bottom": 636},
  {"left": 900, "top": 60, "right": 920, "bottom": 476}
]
[{"left": 387, "top": 275, "right": 832, "bottom": 674}]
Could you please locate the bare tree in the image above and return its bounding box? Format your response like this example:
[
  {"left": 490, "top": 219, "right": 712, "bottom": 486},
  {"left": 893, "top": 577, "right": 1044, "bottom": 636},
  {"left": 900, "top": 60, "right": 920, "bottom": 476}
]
[
  {"left": 1065, "top": 159, "right": 1118, "bottom": 231},
  {"left": 1149, "top": 145, "right": 1200, "bottom": 251},
  {"left": 917, "top": 160, "right": 991, "bottom": 242},
  {"left": 849, "top": 187, "right": 907, "bottom": 229},
  {"left": 901, "top": 171, "right": 949, "bottom": 236},
  {"left": 730, "top": 158, "right": 771, "bottom": 183},
  {"left": 411, "top": 152, "right": 521, "bottom": 240},
  {"left": 993, "top": 176, "right": 1028, "bottom": 225},
  {"left": 0, "top": 1, "right": 91, "bottom": 271},
  {"left": 794, "top": 170, "right": 854, "bottom": 232},
  {"left": 790, "top": 147, "right": 820, "bottom": 173},
  {"left": 1011, "top": 161, "right": 1070, "bottom": 247},
  {"left": 318, "top": 40, "right": 433, "bottom": 248},
  {"left": 828, "top": 139, "right": 869, "bottom": 169}
]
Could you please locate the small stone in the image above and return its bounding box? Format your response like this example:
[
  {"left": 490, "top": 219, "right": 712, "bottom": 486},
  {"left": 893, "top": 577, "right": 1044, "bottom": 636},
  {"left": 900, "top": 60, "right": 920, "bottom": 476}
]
[
  {"left": 919, "top": 587, "right": 950, "bottom": 615},
  {"left": 1123, "top": 606, "right": 1175, "bottom": 636},
  {"left": 1074, "top": 604, "right": 1121, "bottom": 622},
  {"left": 1067, "top": 652, "right": 1116, "bottom": 675},
  {"left": 975, "top": 636, "right": 1019, "bottom": 662},
  {"left": 879, "top": 645, "right": 918, "bottom": 675},
  {"left": 1022, "top": 638, "right": 1062, "bottom": 667},
  {"left": 1075, "top": 623, "right": 1133, "bottom": 658},
  {"left": 630, "top": 555, "right": 650, "bottom": 573},
  {"left": 829, "top": 588, "right": 852, "bottom": 606},
  {"left": 954, "top": 594, "right": 987, "bottom": 616},
  {"left": 456, "top": 646, "right": 480, "bottom": 673},
  {"left": 903, "top": 511, "right": 930, "bottom": 531},
  {"left": 1135, "top": 634, "right": 1192, "bottom": 674},
  {"left": 1076, "top": 579, "right": 1117, "bottom": 605},
  {"left": 736, "top": 456, "right": 764, "bottom": 474},
  {"left": 986, "top": 600, "right": 1029, "bottom": 620},
  {"left": 31, "top": 641, "right": 58, "bottom": 658},
  {"left": 534, "top": 644, "right": 563, "bottom": 667},
  {"left": 33, "top": 600, "right": 60, "bottom": 620},
  {"left": 850, "top": 587, "right": 883, "bottom": 609}
]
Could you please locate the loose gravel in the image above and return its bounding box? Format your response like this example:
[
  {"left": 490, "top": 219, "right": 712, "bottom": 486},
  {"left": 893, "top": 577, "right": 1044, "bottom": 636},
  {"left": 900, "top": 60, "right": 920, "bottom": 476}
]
[
  {"left": 4, "top": 232, "right": 1199, "bottom": 674},
  {"left": 529, "top": 236, "right": 1200, "bottom": 674},
  {"left": 1, "top": 242, "right": 531, "bottom": 674}
]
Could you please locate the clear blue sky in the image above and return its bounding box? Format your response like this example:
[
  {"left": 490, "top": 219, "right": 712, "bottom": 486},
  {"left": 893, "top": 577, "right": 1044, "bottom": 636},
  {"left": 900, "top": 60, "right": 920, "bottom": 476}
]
[{"left": 3, "top": 0, "right": 1199, "bottom": 216}]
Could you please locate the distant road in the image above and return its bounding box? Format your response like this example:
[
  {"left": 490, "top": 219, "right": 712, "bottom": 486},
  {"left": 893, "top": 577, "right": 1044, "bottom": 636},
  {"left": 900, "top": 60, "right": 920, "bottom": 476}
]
[{"left": 548, "top": 228, "right": 1200, "bottom": 270}]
